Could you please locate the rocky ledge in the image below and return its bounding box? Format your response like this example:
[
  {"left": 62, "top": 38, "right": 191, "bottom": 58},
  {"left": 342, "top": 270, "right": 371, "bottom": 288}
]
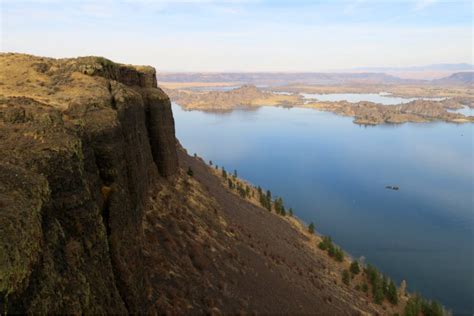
[{"left": 0, "top": 53, "right": 177, "bottom": 313}]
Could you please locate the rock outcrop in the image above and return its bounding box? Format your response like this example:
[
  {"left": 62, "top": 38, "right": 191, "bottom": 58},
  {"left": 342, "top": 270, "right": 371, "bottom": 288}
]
[
  {"left": 0, "top": 53, "right": 177, "bottom": 314},
  {"left": 1, "top": 53, "right": 417, "bottom": 315}
]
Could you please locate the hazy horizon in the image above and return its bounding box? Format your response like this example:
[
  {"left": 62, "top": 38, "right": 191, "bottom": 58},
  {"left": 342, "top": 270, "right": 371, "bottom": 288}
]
[{"left": 2, "top": 0, "right": 473, "bottom": 72}]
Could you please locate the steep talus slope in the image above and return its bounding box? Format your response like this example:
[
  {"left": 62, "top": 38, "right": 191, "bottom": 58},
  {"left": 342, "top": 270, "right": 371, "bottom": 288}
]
[{"left": 1, "top": 53, "right": 393, "bottom": 315}]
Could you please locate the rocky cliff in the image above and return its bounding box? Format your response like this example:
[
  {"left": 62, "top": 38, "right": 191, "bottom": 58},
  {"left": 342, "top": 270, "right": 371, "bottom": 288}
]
[
  {"left": 0, "top": 53, "right": 177, "bottom": 314},
  {"left": 1, "top": 54, "right": 416, "bottom": 315}
]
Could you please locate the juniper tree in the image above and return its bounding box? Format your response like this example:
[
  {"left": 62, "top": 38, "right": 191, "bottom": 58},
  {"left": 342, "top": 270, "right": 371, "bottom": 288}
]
[
  {"left": 387, "top": 279, "right": 398, "bottom": 305},
  {"left": 342, "top": 270, "right": 350, "bottom": 285},
  {"left": 334, "top": 247, "right": 344, "bottom": 262},
  {"left": 308, "top": 222, "right": 315, "bottom": 234},
  {"left": 274, "top": 197, "right": 284, "bottom": 215},
  {"left": 187, "top": 167, "right": 193, "bottom": 177},
  {"left": 350, "top": 261, "right": 360, "bottom": 275}
]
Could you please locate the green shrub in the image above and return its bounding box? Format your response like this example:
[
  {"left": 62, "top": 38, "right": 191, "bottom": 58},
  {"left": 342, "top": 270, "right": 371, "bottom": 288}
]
[
  {"left": 387, "top": 279, "right": 398, "bottom": 305},
  {"left": 187, "top": 167, "right": 193, "bottom": 177},
  {"left": 342, "top": 269, "right": 350, "bottom": 285},
  {"left": 350, "top": 261, "right": 360, "bottom": 275},
  {"left": 362, "top": 283, "right": 368, "bottom": 293},
  {"left": 404, "top": 295, "right": 423, "bottom": 316},
  {"left": 334, "top": 247, "right": 344, "bottom": 262},
  {"left": 308, "top": 222, "right": 315, "bottom": 234}
]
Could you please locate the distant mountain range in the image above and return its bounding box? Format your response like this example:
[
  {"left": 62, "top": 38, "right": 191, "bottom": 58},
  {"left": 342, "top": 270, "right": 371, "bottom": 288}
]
[
  {"left": 353, "top": 63, "right": 474, "bottom": 72},
  {"left": 157, "top": 72, "right": 408, "bottom": 85},
  {"left": 157, "top": 71, "right": 473, "bottom": 86},
  {"left": 433, "top": 72, "right": 474, "bottom": 85}
]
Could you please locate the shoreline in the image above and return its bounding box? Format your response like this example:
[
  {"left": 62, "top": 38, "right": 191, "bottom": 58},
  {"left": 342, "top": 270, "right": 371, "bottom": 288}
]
[{"left": 164, "top": 85, "right": 474, "bottom": 126}]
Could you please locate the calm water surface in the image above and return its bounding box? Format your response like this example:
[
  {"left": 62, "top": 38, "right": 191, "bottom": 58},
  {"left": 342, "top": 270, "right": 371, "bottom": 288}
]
[
  {"left": 301, "top": 92, "right": 445, "bottom": 105},
  {"left": 448, "top": 106, "right": 474, "bottom": 117},
  {"left": 173, "top": 104, "right": 473, "bottom": 314}
]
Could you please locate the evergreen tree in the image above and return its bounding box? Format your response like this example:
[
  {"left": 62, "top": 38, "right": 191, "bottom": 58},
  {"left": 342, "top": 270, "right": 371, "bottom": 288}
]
[
  {"left": 194, "top": 153, "right": 197, "bottom": 157},
  {"left": 233, "top": 169, "right": 238, "bottom": 178},
  {"left": 350, "top": 261, "right": 360, "bottom": 275},
  {"left": 404, "top": 295, "right": 422, "bottom": 316},
  {"left": 318, "top": 236, "right": 332, "bottom": 251},
  {"left": 209, "top": 160, "right": 213, "bottom": 166},
  {"left": 265, "top": 190, "right": 272, "bottom": 211},
  {"left": 308, "top": 222, "right": 315, "bottom": 234},
  {"left": 342, "top": 270, "right": 350, "bottom": 285},
  {"left": 387, "top": 280, "right": 398, "bottom": 305},
  {"left": 274, "top": 197, "right": 285, "bottom": 215},
  {"left": 334, "top": 247, "right": 344, "bottom": 262},
  {"left": 361, "top": 283, "right": 368, "bottom": 293},
  {"left": 289, "top": 208, "right": 293, "bottom": 216},
  {"left": 365, "top": 265, "right": 384, "bottom": 304},
  {"left": 222, "top": 167, "right": 227, "bottom": 179},
  {"left": 382, "top": 275, "right": 388, "bottom": 296},
  {"left": 187, "top": 167, "right": 193, "bottom": 177}
]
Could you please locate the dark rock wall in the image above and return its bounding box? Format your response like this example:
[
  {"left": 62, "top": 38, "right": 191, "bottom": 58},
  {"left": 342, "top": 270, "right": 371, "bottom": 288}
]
[{"left": 0, "top": 55, "right": 178, "bottom": 314}]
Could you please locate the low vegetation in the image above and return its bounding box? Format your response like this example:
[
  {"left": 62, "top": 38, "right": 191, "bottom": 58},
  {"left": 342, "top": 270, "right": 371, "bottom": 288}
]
[
  {"left": 318, "top": 236, "right": 344, "bottom": 262},
  {"left": 404, "top": 295, "right": 444, "bottom": 316},
  {"left": 201, "top": 157, "right": 447, "bottom": 315}
]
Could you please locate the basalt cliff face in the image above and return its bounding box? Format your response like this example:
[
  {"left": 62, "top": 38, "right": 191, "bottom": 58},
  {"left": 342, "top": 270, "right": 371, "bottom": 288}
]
[
  {"left": 0, "top": 53, "right": 177, "bottom": 314},
  {"left": 1, "top": 54, "right": 408, "bottom": 315}
]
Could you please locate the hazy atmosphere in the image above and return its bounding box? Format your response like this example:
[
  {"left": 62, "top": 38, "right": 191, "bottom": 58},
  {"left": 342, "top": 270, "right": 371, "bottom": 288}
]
[
  {"left": 1, "top": 1, "right": 473, "bottom": 315},
  {"left": 2, "top": 0, "right": 473, "bottom": 71}
]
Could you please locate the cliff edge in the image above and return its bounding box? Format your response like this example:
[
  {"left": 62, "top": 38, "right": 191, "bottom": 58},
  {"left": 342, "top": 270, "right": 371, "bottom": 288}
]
[
  {"left": 1, "top": 54, "right": 414, "bottom": 315},
  {"left": 0, "top": 53, "right": 177, "bottom": 313}
]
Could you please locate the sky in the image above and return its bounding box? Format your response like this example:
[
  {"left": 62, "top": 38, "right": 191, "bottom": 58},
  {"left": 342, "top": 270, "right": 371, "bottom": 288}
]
[{"left": 1, "top": 0, "right": 473, "bottom": 71}]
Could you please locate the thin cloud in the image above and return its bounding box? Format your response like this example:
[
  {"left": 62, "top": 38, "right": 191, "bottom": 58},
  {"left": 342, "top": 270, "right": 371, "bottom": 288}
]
[{"left": 414, "top": 0, "right": 437, "bottom": 11}]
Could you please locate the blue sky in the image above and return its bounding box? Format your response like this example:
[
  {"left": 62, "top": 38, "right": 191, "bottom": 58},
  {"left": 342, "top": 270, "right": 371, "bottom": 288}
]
[{"left": 1, "top": 0, "right": 472, "bottom": 71}]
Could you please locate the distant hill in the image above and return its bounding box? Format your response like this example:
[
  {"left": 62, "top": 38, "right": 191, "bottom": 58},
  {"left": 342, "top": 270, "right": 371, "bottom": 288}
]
[
  {"left": 432, "top": 72, "right": 474, "bottom": 85},
  {"left": 354, "top": 63, "right": 474, "bottom": 72},
  {"left": 157, "top": 72, "right": 412, "bottom": 86}
]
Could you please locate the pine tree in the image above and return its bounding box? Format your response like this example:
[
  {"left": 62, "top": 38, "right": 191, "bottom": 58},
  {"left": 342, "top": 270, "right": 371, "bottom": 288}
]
[
  {"left": 233, "top": 169, "right": 238, "bottom": 178},
  {"left": 187, "top": 167, "right": 193, "bottom": 177},
  {"left": 308, "top": 222, "right": 315, "bottom": 234},
  {"left": 387, "top": 279, "right": 398, "bottom": 305},
  {"left": 209, "top": 160, "right": 213, "bottom": 166},
  {"left": 350, "top": 261, "right": 360, "bottom": 275},
  {"left": 334, "top": 247, "right": 344, "bottom": 262},
  {"left": 289, "top": 208, "right": 293, "bottom": 216},
  {"left": 342, "top": 270, "right": 350, "bottom": 285},
  {"left": 222, "top": 167, "right": 227, "bottom": 179}
]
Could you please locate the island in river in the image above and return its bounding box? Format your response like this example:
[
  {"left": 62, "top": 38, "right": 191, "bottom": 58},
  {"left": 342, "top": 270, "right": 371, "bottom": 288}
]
[{"left": 161, "top": 77, "right": 474, "bottom": 125}]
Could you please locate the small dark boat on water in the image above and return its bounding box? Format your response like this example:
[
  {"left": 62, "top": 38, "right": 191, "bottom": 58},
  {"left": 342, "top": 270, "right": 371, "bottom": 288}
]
[{"left": 385, "top": 185, "right": 399, "bottom": 191}]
